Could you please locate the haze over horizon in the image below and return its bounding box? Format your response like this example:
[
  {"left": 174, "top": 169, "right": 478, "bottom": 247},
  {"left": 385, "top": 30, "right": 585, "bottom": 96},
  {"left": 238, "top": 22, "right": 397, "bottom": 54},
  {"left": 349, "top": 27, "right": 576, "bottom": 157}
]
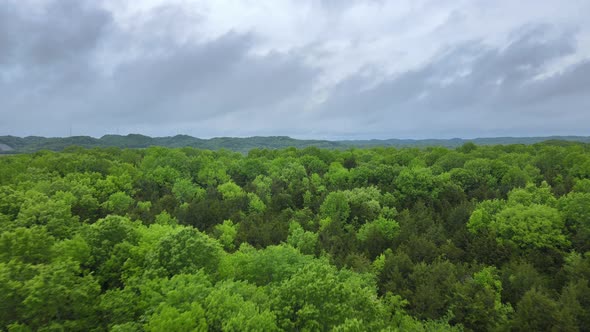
[{"left": 2, "top": 0, "right": 590, "bottom": 139}]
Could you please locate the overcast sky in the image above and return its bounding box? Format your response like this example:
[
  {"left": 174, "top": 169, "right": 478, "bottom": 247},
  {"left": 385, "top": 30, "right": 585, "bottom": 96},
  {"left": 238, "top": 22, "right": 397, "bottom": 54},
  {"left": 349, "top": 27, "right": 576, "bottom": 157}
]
[{"left": 1, "top": 0, "right": 590, "bottom": 139}]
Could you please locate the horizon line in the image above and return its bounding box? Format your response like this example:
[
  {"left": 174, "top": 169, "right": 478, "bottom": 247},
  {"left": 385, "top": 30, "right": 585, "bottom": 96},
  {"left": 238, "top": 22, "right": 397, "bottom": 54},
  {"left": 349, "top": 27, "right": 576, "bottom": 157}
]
[{"left": 2, "top": 133, "right": 590, "bottom": 142}]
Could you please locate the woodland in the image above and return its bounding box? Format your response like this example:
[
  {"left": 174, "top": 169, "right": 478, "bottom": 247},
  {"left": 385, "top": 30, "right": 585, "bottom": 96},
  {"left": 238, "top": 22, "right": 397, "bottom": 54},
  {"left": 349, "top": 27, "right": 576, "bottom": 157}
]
[
  {"left": 1, "top": 141, "right": 589, "bottom": 331},
  {"left": 2, "top": 134, "right": 590, "bottom": 154}
]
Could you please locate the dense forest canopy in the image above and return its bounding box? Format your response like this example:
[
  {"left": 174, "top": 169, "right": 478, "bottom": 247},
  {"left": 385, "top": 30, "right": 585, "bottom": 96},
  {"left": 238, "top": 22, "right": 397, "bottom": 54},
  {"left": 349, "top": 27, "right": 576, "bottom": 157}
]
[{"left": 1, "top": 141, "right": 590, "bottom": 331}]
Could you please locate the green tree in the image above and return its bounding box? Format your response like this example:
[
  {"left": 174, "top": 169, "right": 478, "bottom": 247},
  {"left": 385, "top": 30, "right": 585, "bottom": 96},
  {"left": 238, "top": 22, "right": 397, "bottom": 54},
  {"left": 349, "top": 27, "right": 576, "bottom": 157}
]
[
  {"left": 104, "top": 191, "right": 135, "bottom": 215},
  {"left": 145, "top": 303, "right": 207, "bottom": 332},
  {"left": 395, "top": 167, "right": 437, "bottom": 208},
  {"left": 150, "top": 227, "right": 223, "bottom": 277},
  {"left": 172, "top": 178, "right": 205, "bottom": 203},
  {"left": 512, "top": 288, "right": 559, "bottom": 331},
  {"left": 559, "top": 192, "right": 590, "bottom": 251},
  {"left": 408, "top": 260, "right": 460, "bottom": 320},
  {"left": 16, "top": 191, "right": 79, "bottom": 239},
  {"left": 287, "top": 221, "right": 318, "bottom": 255},
  {"left": 22, "top": 261, "right": 101, "bottom": 331},
  {"left": 220, "top": 244, "right": 313, "bottom": 286},
  {"left": 357, "top": 217, "right": 399, "bottom": 259},
  {"left": 468, "top": 185, "right": 568, "bottom": 251},
  {"left": 0, "top": 227, "right": 54, "bottom": 264},
  {"left": 451, "top": 267, "right": 512, "bottom": 331},
  {"left": 272, "top": 260, "right": 388, "bottom": 330},
  {"left": 320, "top": 191, "right": 350, "bottom": 222},
  {"left": 213, "top": 219, "right": 238, "bottom": 251},
  {"left": 204, "top": 281, "right": 278, "bottom": 331},
  {"left": 494, "top": 204, "right": 568, "bottom": 250}
]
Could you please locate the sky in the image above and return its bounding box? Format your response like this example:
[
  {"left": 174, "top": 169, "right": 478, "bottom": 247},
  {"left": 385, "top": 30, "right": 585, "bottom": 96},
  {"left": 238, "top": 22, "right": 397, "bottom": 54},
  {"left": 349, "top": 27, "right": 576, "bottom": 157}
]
[{"left": 1, "top": 0, "right": 590, "bottom": 139}]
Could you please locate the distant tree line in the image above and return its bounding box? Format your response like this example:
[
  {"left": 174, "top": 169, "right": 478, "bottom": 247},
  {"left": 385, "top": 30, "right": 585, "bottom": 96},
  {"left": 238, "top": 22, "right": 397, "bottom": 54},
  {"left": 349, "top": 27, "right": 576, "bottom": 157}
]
[{"left": 2, "top": 134, "right": 590, "bottom": 154}]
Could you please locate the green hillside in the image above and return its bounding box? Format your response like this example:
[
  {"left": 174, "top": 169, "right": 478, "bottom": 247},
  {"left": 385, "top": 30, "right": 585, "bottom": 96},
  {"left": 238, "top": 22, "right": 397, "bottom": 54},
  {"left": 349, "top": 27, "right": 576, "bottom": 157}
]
[{"left": 2, "top": 134, "right": 590, "bottom": 153}]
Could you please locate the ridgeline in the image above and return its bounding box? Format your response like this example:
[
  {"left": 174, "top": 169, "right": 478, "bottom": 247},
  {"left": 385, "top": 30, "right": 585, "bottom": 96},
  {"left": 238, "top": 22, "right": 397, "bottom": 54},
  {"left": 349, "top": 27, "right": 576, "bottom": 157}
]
[{"left": 1, "top": 134, "right": 590, "bottom": 153}]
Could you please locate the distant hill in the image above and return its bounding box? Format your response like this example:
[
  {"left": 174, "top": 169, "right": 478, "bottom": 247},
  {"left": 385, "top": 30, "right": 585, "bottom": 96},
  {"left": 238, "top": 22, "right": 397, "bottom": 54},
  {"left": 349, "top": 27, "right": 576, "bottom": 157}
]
[
  {"left": 1, "top": 134, "right": 589, "bottom": 153},
  {"left": 0, "top": 143, "right": 13, "bottom": 152}
]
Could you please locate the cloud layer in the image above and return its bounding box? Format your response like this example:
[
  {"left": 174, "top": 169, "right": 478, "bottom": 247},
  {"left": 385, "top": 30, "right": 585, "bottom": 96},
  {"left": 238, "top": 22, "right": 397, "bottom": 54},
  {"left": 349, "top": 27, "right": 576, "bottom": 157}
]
[{"left": 1, "top": 0, "right": 589, "bottom": 138}]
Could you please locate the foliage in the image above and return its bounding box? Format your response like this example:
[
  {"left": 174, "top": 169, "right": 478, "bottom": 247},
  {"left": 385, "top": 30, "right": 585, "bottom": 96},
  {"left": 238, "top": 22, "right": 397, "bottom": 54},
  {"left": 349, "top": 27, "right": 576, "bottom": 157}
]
[{"left": 1, "top": 142, "right": 589, "bottom": 330}]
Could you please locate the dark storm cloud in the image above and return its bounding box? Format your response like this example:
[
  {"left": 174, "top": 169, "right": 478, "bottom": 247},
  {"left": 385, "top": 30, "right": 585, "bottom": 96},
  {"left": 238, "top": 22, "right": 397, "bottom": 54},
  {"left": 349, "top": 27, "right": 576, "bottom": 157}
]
[{"left": 314, "top": 25, "right": 590, "bottom": 138}]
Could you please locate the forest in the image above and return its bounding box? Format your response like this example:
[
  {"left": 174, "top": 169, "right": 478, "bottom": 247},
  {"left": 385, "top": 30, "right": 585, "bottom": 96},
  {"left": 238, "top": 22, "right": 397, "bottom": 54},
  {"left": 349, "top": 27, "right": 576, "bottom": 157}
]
[
  {"left": 2, "top": 134, "right": 590, "bottom": 154},
  {"left": 1, "top": 141, "right": 589, "bottom": 331}
]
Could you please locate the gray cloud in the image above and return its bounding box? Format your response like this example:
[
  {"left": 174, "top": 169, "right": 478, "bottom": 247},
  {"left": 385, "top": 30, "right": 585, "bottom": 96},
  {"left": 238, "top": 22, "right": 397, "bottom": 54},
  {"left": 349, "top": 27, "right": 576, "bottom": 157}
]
[
  {"left": 91, "top": 33, "right": 316, "bottom": 125},
  {"left": 0, "top": 0, "right": 589, "bottom": 138},
  {"left": 0, "top": 0, "right": 316, "bottom": 137},
  {"left": 311, "top": 25, "right": 590, "bottom": 138},
  {"left": 0, "top": 0, "right": 110, "bottom": 75}
]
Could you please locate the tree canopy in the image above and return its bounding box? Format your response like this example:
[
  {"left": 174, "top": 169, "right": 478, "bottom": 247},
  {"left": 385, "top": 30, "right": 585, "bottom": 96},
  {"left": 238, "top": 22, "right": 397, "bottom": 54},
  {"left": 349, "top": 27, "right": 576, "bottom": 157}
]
[{"left": 1, "top": 141, "right": 589, "bottom": 331}]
